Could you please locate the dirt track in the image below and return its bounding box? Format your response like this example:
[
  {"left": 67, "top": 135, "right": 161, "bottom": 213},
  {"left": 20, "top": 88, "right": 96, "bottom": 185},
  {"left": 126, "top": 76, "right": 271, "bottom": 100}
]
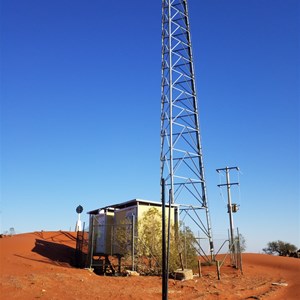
[{"left": 1, "top": 231, "right": 299, "bottom": 299}]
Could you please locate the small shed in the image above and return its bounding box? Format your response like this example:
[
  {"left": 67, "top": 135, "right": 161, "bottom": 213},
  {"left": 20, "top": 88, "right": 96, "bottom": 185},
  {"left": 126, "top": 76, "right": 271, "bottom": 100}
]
[{"left": 87, "top": 199, "right": 179, "bottom": 263}]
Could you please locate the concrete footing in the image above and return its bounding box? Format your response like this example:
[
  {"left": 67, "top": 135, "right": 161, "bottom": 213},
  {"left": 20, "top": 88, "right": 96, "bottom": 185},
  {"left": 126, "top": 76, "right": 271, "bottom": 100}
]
[{"left": 174, "top": 269, "right": 193, "bottom": 280}]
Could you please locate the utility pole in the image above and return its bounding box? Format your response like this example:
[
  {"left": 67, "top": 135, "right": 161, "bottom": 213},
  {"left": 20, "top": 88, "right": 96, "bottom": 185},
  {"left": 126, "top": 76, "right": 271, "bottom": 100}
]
[{"left": 216, "top": 167, "right": 239, "bottom": 266}]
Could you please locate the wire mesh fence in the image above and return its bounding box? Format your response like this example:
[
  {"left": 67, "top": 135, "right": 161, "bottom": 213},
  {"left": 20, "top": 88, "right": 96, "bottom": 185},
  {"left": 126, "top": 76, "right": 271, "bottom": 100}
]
[
  {"left": 82, "top": 221, "right": 213, "bottom": 275},
  {"left": 75, "top": 229, "right": 89, "bottom": 268},
  {"left": 75, "top": 219, "right": 243, "bottom": 277}
]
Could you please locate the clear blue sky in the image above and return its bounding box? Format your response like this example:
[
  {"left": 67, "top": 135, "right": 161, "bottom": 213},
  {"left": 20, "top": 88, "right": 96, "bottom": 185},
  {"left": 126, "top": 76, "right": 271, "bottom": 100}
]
[{"left": 1, "top": 0, "right": 299, "bottom": 253}]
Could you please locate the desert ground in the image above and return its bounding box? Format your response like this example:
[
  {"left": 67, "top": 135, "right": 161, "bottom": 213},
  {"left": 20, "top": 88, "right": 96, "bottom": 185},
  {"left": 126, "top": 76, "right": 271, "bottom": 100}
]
[{"left": 1, "top": 231, "right": 299, "bottom": 299}]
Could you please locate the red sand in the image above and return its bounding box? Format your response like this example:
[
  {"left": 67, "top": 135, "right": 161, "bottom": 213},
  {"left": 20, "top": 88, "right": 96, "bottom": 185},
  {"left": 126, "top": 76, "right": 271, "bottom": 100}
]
[{"left": 1, "top": 231, "right": 299, "bottom": 299}]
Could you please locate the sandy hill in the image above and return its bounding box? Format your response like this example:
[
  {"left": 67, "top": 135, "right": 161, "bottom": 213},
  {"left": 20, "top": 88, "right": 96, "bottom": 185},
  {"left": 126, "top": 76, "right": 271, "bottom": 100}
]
[{"left": 0, "top": 231, "right": 299, "bottom": 299}]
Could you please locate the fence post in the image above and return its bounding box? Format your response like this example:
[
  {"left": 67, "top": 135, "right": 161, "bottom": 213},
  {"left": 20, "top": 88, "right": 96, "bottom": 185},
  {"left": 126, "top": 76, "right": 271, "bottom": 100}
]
[
  {"left": 216, "top": 260, "right": 221, "bottom": 280},
  {"left": 198, "top": 260, "right": 202, "bottom": 278},
  {"left": 132, "top": 214, "right": 135, "bottom": 271},
  {"left": 89, "top": 215, "right": 95, "bottom": 269},
  {"left": 179, "top": 252, "right": 184, "bottom": 271},
  {"left": 237, "top": 227, "right": 244, "bottom": 274},
  {"left": 111, "top": 225, "right": 113, "bottom": 256}
]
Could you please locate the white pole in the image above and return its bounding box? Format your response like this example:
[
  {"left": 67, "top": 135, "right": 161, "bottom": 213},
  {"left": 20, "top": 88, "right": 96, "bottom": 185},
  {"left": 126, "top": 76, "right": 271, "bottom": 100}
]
[{"left": 75, "top": 213, "right": 82, "bottom": 232}]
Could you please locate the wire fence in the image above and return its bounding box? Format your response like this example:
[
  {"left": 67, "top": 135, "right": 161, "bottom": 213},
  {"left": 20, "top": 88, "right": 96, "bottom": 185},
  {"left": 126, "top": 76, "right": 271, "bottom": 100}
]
[
  {"left": 75, "top": 228, "right": 89, "bottom": 268},
  {"left": 75, "top": 221, "right": 243, "bottom": 277}
]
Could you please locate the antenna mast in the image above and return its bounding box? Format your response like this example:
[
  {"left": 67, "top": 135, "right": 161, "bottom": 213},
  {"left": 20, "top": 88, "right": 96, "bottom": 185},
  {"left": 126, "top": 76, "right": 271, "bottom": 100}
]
[{"left": 160, "top": 0, "right": 214, "bottom": 258}]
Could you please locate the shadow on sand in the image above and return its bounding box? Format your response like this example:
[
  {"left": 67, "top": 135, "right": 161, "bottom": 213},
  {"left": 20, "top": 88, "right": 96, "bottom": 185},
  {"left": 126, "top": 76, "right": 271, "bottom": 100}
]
[{"left": 32, "top": 239, "right": 76, "bottom": 266}]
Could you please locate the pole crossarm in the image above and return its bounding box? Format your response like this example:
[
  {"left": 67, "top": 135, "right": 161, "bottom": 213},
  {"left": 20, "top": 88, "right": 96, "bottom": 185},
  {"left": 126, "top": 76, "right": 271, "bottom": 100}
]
[
  {"left": 217, "top": 183, "right": 239, "bottom": 187},
  {"left": 216, "top": 166, "right": 239, "bottom": 172}
]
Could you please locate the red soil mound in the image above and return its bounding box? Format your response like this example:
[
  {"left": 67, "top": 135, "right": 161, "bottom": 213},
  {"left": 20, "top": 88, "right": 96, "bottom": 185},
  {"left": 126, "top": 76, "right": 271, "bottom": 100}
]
[{"left": 1, "top": 231, "right": 299, "bottom": 299}]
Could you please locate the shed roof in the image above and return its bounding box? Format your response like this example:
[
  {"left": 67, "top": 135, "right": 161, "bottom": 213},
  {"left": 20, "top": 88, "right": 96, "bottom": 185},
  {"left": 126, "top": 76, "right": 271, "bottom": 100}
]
[{"left": 87, "top": 198, "right": 179, "bottom": 215}]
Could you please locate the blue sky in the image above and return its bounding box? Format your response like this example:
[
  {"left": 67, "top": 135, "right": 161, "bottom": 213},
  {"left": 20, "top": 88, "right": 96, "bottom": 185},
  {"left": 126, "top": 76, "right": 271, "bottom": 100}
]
[{"left": 1, "top": 0, "right": 299, "bottom": 253}]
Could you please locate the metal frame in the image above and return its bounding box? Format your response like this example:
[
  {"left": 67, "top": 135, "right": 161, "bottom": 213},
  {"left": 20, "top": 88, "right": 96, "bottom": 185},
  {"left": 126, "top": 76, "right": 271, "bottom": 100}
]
[{"left": 160, "top": 0, "right": 214, "bottom": 257}]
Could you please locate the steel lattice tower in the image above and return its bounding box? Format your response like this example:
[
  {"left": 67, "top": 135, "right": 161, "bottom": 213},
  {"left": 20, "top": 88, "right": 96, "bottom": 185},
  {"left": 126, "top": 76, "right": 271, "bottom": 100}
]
[{"left": 160, "top": 0, "right": 214, "bottom": 257}]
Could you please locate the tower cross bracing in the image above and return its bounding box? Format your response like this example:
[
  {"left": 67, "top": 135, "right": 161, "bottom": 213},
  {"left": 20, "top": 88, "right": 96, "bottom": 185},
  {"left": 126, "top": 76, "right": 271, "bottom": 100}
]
[{"left": 160, "top": 0, "right": 214, "bottom": 256}]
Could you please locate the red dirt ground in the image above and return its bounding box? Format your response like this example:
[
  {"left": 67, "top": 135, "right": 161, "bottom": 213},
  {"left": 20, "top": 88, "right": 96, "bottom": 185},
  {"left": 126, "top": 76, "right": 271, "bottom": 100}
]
[{"left": 1, "top": 231, "right": 299, "bottom": 299}]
